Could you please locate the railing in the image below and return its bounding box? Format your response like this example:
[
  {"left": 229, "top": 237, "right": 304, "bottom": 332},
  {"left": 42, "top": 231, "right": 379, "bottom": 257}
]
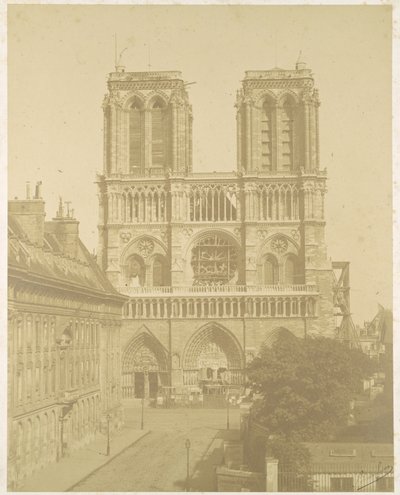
[
  {"left": 278, "top": 464, "right": 394, "bottom": 492},
  {"left": 118, "top": 284, "right": 318, "bottom": 297}
]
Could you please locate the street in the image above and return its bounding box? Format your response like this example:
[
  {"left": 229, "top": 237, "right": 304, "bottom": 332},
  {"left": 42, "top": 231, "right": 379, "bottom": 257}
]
[{"left": 70, "top": 402, "right": 240, "bottom": 492}]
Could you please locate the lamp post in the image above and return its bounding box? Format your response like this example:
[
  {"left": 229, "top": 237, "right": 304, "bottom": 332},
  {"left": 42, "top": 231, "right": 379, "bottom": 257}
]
[
  {"left": 141, "top": 396, "right": 144, "bottom": 430},
  {"left": 106, "top": 414, "right": 111, "bottom": 456},
  {"left": 58, "top": 416, "right": 65, "bottom": 461},
  {"left": 185, "top": 438, "right": 191, "bottom": 492},
  {"left": 226, "top": 391, "right": 230, "bottom": 431}
]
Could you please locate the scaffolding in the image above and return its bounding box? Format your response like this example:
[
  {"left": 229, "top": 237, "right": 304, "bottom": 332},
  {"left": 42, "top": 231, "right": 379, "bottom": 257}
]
[{"left": 332, "top": 261, "right": 361, "bottom": 350}]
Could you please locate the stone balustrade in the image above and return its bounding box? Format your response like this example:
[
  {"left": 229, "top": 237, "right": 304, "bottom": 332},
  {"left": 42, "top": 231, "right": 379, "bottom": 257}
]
[
  {"left": 118, "top": 284, "right": 317, "bottom": 296},
  {"left": 123, "top": 289, "right": 318, "bottom": 320}
]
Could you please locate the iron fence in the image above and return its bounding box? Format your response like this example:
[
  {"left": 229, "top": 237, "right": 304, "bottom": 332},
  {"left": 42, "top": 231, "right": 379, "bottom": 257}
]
[{"left": 278, "top": 464, "right": 394, "bottom": 492}]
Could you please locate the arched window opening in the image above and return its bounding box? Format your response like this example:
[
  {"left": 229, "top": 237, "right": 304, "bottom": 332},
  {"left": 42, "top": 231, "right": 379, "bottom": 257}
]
[
  {"left": 126, "top": 255, "right": 145, "bottom": 287},
  {"left": 154, "top": 191, "right": 159, "bottom": 221},
  {"left": 284, "top": 255, "right": 303, "bottom": 285},
  {"left": 122, "top": 195, "right": 127, "bottom": 223},
  {"left": 268, "top": 192, "right": 273, "bottom": 220},
  {"left": 17, "top": 422, "right": 23, "bottom": 460},
  {"left": 286, "top": 190, "right": 292, "bottom": 219},
  {"left": 133, "top": 194, "right": 139, "bottom": 222},
  {"left": 293, "top": 190, "right": 298, "bottom": 219},
  {"left": 152, "top": 255, "right": 168, "bottom": 287},
  {"left": 274, "top": 189, "right": 280, "bottom": 220},
  {"left": 280, "top": 99, "right": 294, "bottom": 171},
  {"left": 151, "top": 99, "right": 166, "bottom": 170},
  {"left": 129, "top": 100, "right": 143, "bottom": 172},
  {"left": 140, "top": 192, "right": 146, "bottom": 222},
  {"left": 261, "top": 100, "right": 273, "bottom": 171},
  {"left": 207, "top": 189, "right": 213, "bottom": 221},
  {"left": 263, "top": 255, "right": 279, "bottom": 285}
]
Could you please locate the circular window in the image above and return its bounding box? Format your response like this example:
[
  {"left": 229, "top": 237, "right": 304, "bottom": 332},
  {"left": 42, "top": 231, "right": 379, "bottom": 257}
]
[{"left": 191, "top": 234, "right": 238, "bottom": 286}]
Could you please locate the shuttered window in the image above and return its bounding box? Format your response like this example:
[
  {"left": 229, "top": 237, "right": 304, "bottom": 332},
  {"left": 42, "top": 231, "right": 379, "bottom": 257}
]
[
  {"left": 280, "top": 101, "right": 294, "bottom": 170},
  {"left": 152, "top": 101, "right": 165, "bottom": 168},
  {"left": 261, "top": 101, "right": 272, "bottom": 170},
  {"left": 129, "top": 104, "right": 142, "bottom": 171}
]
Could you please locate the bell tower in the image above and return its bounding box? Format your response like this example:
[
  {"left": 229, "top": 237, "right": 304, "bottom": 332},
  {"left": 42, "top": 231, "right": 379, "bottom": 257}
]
[
  {"left": 102, "top": 68, "right": 193, "bottom": 176},
  {"left": 236, "top": 60, "right": 320, "bottom": 174},
  {"left": 235, "top": 61, "right": 334, "bottom": 336}
]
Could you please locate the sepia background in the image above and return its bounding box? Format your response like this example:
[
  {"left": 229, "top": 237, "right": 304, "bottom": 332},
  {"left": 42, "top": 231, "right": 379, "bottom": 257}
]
[{"left": 8, "top": 4, "right": 392, "bottom": 324}]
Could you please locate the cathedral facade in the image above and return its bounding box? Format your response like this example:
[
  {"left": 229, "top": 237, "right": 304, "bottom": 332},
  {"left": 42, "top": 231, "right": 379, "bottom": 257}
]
[{"left": 97, "top": 61, "right": 335, "bottom": 399}]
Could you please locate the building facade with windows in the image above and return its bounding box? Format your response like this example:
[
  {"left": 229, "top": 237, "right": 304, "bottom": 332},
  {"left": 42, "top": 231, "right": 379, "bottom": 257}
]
[
  {"left": 97, "top": 61, "right": 336, "bottom": 400},
  {"left": 8, "top": 186, "right": 126, "bottom": 488}
]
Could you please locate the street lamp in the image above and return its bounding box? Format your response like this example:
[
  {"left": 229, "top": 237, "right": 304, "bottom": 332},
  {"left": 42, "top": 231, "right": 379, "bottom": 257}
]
[
  {"left": 226, "top": 391, "right": 230, "bottom": 431},
  {"left": 141, "top": 395, "right": 145, "bottom": 430},
  {"left": 106, "top": 414, "right": 111, "bottom": 456},
  {"left": 185, "top": 438, "right": 191, "bottom": 492},
  {"left": 141, "top": 367, "right": 148, "bottom": 430}
]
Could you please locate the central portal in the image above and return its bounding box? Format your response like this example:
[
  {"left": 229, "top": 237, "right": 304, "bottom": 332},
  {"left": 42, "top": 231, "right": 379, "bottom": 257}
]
[{"left": 182, "top": 323, "right": 244, "bottom": 391}]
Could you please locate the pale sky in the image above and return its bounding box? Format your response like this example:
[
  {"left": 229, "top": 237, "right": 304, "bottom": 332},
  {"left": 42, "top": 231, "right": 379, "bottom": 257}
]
[{"left": 8, "top": 5, "right": 392, "bottom": 325}]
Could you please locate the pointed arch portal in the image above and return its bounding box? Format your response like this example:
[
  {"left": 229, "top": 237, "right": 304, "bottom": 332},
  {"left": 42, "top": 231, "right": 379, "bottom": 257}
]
[
  {"left": 122, "top": 332, "right": 168, "bottom": 399},
  {"left": 182, "top": 324, "right": 244, "bottom": 388}
]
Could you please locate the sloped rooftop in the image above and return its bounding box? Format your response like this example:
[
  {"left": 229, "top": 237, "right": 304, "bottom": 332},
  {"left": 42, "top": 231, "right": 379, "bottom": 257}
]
[{"left": 8, "top": 213, "right": 117, "bottom": 295}]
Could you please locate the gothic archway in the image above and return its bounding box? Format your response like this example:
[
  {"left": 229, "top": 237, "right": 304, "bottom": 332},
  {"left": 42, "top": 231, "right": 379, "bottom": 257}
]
[
  {"left": 122, "top": 332, "right": 168, "bottom": 399},
  {"left": 182, "top": 323, "right": 244, "bottom": 389}
]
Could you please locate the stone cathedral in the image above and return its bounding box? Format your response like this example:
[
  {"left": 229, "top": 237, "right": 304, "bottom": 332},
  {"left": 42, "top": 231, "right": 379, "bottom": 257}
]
[{"left": 97, "top": 60, "right": 335, "bottom": 399}]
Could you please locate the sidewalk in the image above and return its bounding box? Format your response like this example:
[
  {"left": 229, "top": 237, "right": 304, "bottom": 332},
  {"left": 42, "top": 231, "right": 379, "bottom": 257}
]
[{"left": 17, "top": 427, "right": 150, "bottom": 492}]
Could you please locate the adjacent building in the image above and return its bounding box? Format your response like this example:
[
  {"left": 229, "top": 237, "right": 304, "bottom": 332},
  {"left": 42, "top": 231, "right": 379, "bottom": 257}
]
[
  {"left": 97, "top": 61, "right": 338, "bottom": 399},
  {"left": 8, "top": 184, "right": 126, "bottom": 488}
]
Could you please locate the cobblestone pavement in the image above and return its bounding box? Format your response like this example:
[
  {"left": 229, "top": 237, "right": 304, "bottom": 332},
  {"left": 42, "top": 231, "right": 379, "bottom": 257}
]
[{"left": 71, "top": 404, "right": 240, "bottom": 492}]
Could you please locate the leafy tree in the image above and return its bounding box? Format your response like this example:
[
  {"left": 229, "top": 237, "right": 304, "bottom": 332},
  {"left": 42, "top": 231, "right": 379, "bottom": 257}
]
[{"left": 247, "top": 333, "right": 376, "bottom": 442}]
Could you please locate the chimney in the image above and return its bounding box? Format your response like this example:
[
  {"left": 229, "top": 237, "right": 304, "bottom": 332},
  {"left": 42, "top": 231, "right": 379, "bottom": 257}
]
[
  {"left": 8, "top": 181, "right": 46, "bottom": 247},
  {"left": 45, "top": 198, "right": 80, "bottom": 259}
]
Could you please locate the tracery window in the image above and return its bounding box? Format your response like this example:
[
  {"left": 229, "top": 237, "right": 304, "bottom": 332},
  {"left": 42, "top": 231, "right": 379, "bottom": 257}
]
[{"left": 191, "top": 235, "right": 238, "bottom": 286}]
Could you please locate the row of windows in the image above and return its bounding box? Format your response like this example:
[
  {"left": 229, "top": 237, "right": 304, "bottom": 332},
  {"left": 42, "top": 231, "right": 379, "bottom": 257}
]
[
  {"left": 15, "top": 290, "right": 102, "bottom": 313},
  {"left": 12, "top": 396, "right": 100, "bottom": 482},
  {"left": 15, "top": 356, "right": 100, "bottom": 406},
  {"left": 14, "top": 316, "right": 101, "bottom": 353},
  {"left": 107, "top": 189, "right": 307, "bottom": 224}
]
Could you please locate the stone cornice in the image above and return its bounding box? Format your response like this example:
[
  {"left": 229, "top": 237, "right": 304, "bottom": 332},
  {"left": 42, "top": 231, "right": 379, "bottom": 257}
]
[
  {"left": 108, "top": 80, "right": 183, "bottom": 91},
  {"left": 243, "top": 79, "right": 314, "bottom": 91}
]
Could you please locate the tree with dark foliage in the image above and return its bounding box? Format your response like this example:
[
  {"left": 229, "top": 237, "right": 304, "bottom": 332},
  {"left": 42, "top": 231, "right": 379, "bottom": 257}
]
[{"left": 247, "top": 333, "right": 377, "bottom": 442}]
